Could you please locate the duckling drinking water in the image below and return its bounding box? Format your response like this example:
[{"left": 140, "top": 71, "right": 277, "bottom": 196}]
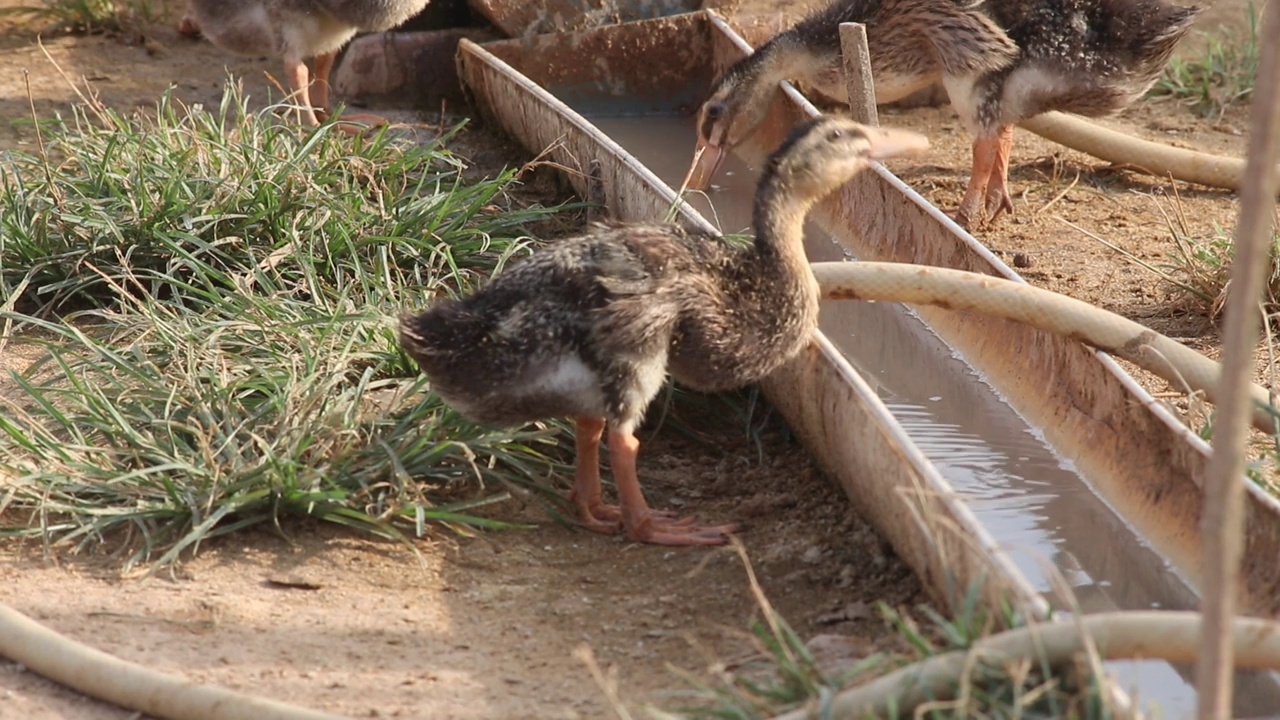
[
  {"left": 688, "top": 0, "right": 1199, "bottom": 229},
  {"left": 400, "top": 116, "right": 929, "bottom": 546}
]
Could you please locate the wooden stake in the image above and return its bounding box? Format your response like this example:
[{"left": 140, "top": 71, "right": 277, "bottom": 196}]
[
  {"left": 838, "top": 22, "right": 878, "bottom": 126},
  {"left": 1195, "top": 3, "right": 1280, "bottom": 718}
]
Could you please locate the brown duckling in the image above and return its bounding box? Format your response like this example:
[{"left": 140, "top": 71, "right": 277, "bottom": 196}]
[
  {"left": 688, "top": 0, "right": 1200, "bottom": 229},
  {"left": 399, "top": 117, "right": 929, "bottom": 546},
  {"left": 181, "top": 0, "right": 430, "bottom": 132}
]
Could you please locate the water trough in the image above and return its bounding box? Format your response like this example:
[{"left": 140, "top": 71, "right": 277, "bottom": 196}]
[{"left": 443, "top": 9, "right": 1280, "bottom": 715}]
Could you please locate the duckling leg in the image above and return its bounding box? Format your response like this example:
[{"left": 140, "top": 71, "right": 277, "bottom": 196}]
[
  {"left": 983, "top": 125, "right": 1016, "bottom": 223},
  {"left": 283, "top": 58, "right": 324, "bottom": 128},
  {"left": 311, "top": 52, "right": 390, "bottom": 136},
  {"left": 609, "top": 429, "right": 741, "bottom": 546},
  {"left": 568, "top": 417, "right": 623, "bottom": 534},
  {"left": 956, "top": 134, "right": 1001, "bottom": 230},
  {"left": 570, "top": 418, "right": 693, "bottom": 532}
]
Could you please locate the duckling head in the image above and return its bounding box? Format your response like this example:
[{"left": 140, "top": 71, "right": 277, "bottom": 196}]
[
  {"left": 687, "top": 29, "right": 860, "bottom": 192},
  {"left": 761, "top": 116, "right": 929, "bottom": 205},
  {"left": 684, "top": 67, "right": 774, "bottom": 192}
]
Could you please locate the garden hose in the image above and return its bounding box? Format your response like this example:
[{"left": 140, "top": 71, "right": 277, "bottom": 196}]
[
  {"left": 813, "top": 260, "right": 1276, "bottom": 433},
  {"left": 1022, "top": 110, "right": 1266, "bottom": 192}
]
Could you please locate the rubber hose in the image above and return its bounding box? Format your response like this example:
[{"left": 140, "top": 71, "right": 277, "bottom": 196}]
[
  {"left": 812, "top": 261, "right": 1276, "bottom": 433},
  {"left": 769, "top": 610, "right": 1280, "bottom": 720},
  {"left": 1021, "top": 110, "right": 1262, "bottom": 191},
  {"left": 0, "top": 601, "right": 349, "bottom": 720}
]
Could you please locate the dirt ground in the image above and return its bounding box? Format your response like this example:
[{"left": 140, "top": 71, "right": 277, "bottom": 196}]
[
  {"left": 0, "top": 0, "right": 1264, "bottom": 716},
  {"left": 0, "top": 2, "right": 925, "bottom": 718},
  {"left": 0, "top": 402, "right": 922, "bottom": 719}
]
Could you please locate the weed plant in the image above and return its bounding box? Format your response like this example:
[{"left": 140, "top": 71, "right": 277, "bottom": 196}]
[
  {"left": 1146, "top": 189, "right": 1280, "bottom": 318},
  {"left": 0, "top": 0, "right": 154, "bottom": 33},
  {"left": 0, "top": 83, "right": 581, "bottom": 571},
  {"left": 655, "top": 554, "right": 1116, "bottom": 720},
  {"left": 1150, "top": 2, "right": 1260, "bottom": 119}
]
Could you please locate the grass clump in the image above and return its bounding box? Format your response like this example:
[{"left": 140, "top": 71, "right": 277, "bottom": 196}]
[
  {"left": 0, "top": 82, "right": 582, "bottom": 571},
  {"left": 658, "top": 560, "right": 1116, "bottom": 720},
  {"left": 1069, "top": 190, "right": 1279, "bottom": 319},
  {"left": 1, "top": 84, "right": 551, "bottom": 311},
  {"left": 0, "top": 0, "right": 154, "bottom": 33},
  {"left": 1149, "top": 3, "right": 1260, "bottom": 119},
  {"left": 1134, "top": 191, "right": 1280, "bottom": 318}
]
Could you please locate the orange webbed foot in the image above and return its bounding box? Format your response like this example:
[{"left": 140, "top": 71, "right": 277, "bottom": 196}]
[
  {"left": 570, "top": 496, "right": 696, "bottom": 535},
  {"left": 177, "top": 15, "right": 200, "bottom": 38},
  {"left": 955, "top": 125, "right": 1017, "bottom": 231},
  {"left": 624, "top": 511, "right": 741, "bottom": 546},
  {"left": 983, "top": 124, "right": 1016, "bottom": 225},
  {"left": 571, "top": 422, "right": 743, "bottom": 546},
  {"left": 984, "top": 183, "right": 1015, "bottom": 225},
  {"left": 316, "top": 109, "right": 389, "bottom": 136},
  {"left": 954, "top": 195, "right": 985, "bottom": 230}
]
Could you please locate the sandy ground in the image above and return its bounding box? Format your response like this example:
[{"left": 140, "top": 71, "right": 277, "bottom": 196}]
[
  {"left": 0, "top": 409, "right": 923, "bottom": 719},
  {"left": 0, "top": 1, "right": 925, "bottom": 718}
]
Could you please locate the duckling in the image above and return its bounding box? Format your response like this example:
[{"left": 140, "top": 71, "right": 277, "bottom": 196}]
[
  {"left": 400, "top": 117, "right": 929, "bottom": 546},
  {"left": 180, "top": 0, "right": 431, "bottom": 132},
  {"left": 688, "top": 0, "right": 1200, "bottom": 229},
  {"left": 687, "top": 0, "right": 1017, "bottom": 198}
]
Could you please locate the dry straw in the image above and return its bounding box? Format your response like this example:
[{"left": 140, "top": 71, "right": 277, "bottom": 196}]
[{"left": 1194, "top": 2, "right": 1280, "bottom": 717}]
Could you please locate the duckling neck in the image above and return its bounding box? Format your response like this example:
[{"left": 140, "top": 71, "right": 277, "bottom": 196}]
[
  {"left": 750, "top": 177, "right": 815, "bottom": 266},
  {"left": 733, "top": 33, "right": 827, "bottom": 105}
]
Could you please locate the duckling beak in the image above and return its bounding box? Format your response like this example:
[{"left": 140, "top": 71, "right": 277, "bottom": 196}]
[
  {"left": 862, "top": 127, "right": 931, "bottom": 161},
  {"left": 682, "top": 135, "right": 725, "bottom": 192}
]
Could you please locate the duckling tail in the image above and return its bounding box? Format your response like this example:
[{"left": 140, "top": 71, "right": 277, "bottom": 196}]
[
  {"left": 1113, "top": 1, "right": 1202, "bottom": 76},
  {"left": 397, "top": 305, "right": 462, "bottom": 360}
]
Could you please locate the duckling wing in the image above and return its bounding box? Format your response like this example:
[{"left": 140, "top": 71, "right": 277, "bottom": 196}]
[
  {"left": 400, "top": 230, "right": 693, "bottom": 426},
  {"left": 582, "top": 228, "right": 695, "bottom": 364}
]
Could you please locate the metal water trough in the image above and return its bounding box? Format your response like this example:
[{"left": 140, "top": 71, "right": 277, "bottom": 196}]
[
  {"left": 458, "top": 14, "right": 1044, "bottom": 620},
  {"left": 467, "top": 0, "right": 738, "bottom": 36},
  {"left": 443, "top": 8, "right": 1280, "bottom": 714},
  {"left": 691, "top": 13, "right": 1280, "bottom": 617}
]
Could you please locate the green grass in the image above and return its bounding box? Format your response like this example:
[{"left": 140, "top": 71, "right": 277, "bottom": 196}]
[
  {"left": 0, "top": 0, "right": 155, "bottom": 33},
  {"left": 653, "top": 554, "right": 1116, "bottom": 720},
  {"left": 1, "top": 86, "right": 554, "bottom": 311},
  {"left": 1132, "top": 191, "right": 1280, "bottom": 318},
  {"left": 1149, "top": 3, "right": 1260, "bottom": 119},
  {"left": 0, "top": 82, "right": 586, "bottom": 572}
]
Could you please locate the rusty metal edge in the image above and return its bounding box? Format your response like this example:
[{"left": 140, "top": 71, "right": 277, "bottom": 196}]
[
  {"left": 701, "top": 11, "right": 1280, "bottom": 620},
  {"left": 467, "top": 0, "right": 704, "bottom": 38},
  {"left": 455, "top": 31, "right": 1050, "bottom": 626}
]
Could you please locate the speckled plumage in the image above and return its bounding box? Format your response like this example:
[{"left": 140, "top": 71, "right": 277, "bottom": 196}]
[
  {"left": 700, "top": 0, "right": 1020, "bottom": 143},
  {"left": 188, "top": 0, "right": 428, "bottom": 62},
  {"left": 184, "top": 0, "right": 428, "bottom": 129},
  {"left": 692, "top": 0, "right": 1200, "bottom": 228},
  {"left": 402, "top": 218, "right": 817, "bottom": 431},
  {"left": 400, "top": 117, "right": 930, "bottom": 546},
  {"left": 963, "top": 0, "right": 1200, "bottom": 128}
]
